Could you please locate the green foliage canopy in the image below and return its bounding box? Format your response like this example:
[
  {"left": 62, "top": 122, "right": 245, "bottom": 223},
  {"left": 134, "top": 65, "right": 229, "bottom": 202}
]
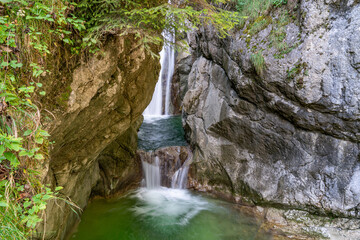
[{"left": 76, "top": 0, "right": 244, "bottom": 49}]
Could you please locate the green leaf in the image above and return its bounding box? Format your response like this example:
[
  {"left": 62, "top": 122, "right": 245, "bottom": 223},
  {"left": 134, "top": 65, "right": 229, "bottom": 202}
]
[
  {"left": 36, "top": 83, "right": 43, "bottom": 87},
  {"left": 23, "top": 129, "right": 32, "bottom": 136},
  {"left": 10, "top": 143, "right": 21, "bottom": 151},
  {"left": 32, "top": 195, "right": 41, "bottom": 203},
  {"left": 0, "top": 62, "right": 9, "bottom": 67},
  {"left": 4, "top": 152, "right": 19, "bottom": 167},
  {"left": 42, "top": 195, "right": 51, "bottom": 201},
  {"left": 0, "top": 201, "right": 8, "bottom": 207},
  {"left": 0, "top": 145, "right": 5, "bottom": 156},
  {"left": 35, "top": 137, "right": 44, "bottom": 144},
  {"left": 19, "top": 151, "right": 28, "bottom": 157},
  {"left": 38, "top": 202, "right": 47, "bottom": 209},
  {"left": 39, "top": 91, "right": 46, "bottom": 96},
  {"left": 23, "top": 201, "right": 31, "bottom": 208},
  {"left": 10, "top": 61, "right": 23, "bottom": 68},
  {"left": 19, "top": 86, "right": 35, "bottom": 93},
  {"left": 39, "top": 130, "right": 50, "bottom": 137},
  {"left": 55, "top": 186, "right": 63, "bottom": 191},
  {"left": 34, "top": 154, "right": 44, "bottom": 160}
]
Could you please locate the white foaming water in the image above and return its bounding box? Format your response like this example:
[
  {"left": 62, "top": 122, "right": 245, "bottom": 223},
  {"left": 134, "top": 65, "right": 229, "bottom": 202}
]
[
  {"left": 143, "top": 26, "right": 175, "bottom": 117},
  {"left": 141, "top": 154, "right": 190, "bottom": 190},
  {"left": 132, "top": 187, "right": 208, "bottom": 225},
  {"left": 142, "top": 157, "right": 161, "bottom": 189},
  {"left": 143, "top": 49, "right": 165, "bottom": 117},
  {"left": 142, "top": 114, "right": 170, "bottom": 124},
  {"left": 171, "top": 157, "right": 191, "bottom": 189},
  {"left": 139, "top": 147, "right": 199, "bottom": 224},
  {"left": 171, "top": 166, "right": 190, "bottom": 189},
  {"left": 163, "top": 31, "right": 175, "bottom": 115}
]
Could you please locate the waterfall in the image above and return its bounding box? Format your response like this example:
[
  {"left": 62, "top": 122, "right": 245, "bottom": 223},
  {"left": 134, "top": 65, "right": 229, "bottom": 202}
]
[
  {"left": 141, "top": 156, "right": 189, "bottom": 190},
  {"left": 143, "top": 29, "right": 175, "bottom": 116},
  {"left": 163, "top": 31, "right": 175, "bottom": 115},
  {"left": 142, "top": 157, "right": 161, "bottom": 189},
  {"left": 171, "top": 165, "right": 189, "bottom": 189},
  {"left": 143, "top": 50, "right": 165, "bottom": 116}
]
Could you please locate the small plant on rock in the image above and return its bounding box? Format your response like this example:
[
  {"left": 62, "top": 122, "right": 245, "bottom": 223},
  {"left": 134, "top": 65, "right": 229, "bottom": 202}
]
[
  {"left": 273, "top": 0, "right": 287, "bottom": 7},
  {"left": 251, "top": 51, "right": 265, "bottom": 75}
]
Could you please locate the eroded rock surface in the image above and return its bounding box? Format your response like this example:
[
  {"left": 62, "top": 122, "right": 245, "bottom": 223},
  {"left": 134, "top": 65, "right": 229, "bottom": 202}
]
[
  {"left": 37, "top": 35, "right": 160, "bottom": 239},
  {"left": 170, "top": 46, "right": 195, "bottom": 115},
  {"left": 183, "top": 1, "right": 360, "bottom": 218}
]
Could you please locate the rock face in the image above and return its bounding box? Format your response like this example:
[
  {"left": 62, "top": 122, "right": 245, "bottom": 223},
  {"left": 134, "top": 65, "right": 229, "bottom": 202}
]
[
  {"left": 183, "top": 1, "right": 360, "bottom": 218},
  {"left": 170, "top": 48, "right": 195, "bottom": 115},
  {"left": 91, "top": 117, "right": 143, "bottom": 197},
  {"left": 137, "top": 146, "right": 192, "bottom": 187},
  {"left": 38, "top": 35, "right": 160, "bottom": 239}
]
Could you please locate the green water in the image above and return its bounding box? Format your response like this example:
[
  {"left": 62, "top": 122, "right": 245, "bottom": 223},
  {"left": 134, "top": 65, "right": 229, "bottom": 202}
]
[
  {"left": 71, "top": 116, "right": 271, "bottom": 239},
  {"left": 138, "top": 116, "right": 187, "bottom": 151},
  {"left": 70, "top": 188, "right": 271, "bottom": 240}
]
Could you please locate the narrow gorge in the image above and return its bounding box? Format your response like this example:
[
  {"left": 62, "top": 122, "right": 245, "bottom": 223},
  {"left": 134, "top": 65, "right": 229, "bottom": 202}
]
[{"left": 1, "top": 0, "right": 360, "bottom": 240}]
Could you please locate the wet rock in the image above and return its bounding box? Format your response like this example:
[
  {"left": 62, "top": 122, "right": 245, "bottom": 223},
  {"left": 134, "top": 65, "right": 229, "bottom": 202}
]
[
  {"left": 137, "top": 146, "right": 192, "bottom": 187},
  {"left": 182, "top": 2, "right": 360, "bottom": 218},
  {"left": 91, "top": 117, "right": 144, "bottom": 197},
  {"left": 264, "top": 208, "right": 360, "bottom": 240},
  {"left": 169, "top": 43, "right": 195, "bottom": 115}
]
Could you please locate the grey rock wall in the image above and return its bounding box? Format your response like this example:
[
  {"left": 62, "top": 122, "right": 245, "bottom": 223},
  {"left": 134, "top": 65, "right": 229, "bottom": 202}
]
[{"left": 183, "top": 1, "right": 360, "bottom": 218}]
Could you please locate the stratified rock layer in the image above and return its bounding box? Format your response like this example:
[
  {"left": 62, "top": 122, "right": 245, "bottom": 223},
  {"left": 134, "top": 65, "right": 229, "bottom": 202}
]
[
  {"left": 183, "top": 1, "right": 360, "bottom": 218},
  {"left": 38, "top": 35, "right": 160, "bottom": 239}
]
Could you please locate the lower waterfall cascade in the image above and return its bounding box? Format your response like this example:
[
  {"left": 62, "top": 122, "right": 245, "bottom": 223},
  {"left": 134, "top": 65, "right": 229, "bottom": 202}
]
[{"left": 70, "top": 151, "right": 271, "bottom": 240}]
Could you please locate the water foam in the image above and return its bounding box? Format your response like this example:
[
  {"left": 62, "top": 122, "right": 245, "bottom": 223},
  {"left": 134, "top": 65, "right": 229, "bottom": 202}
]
[{"left": 132, "top": 187, "right": 209, "bottom": 225}]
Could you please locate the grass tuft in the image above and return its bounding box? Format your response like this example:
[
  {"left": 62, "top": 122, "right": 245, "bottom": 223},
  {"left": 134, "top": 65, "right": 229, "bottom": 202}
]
[{"left": 251, "top": 51, "right": 265, "bottom": 75}]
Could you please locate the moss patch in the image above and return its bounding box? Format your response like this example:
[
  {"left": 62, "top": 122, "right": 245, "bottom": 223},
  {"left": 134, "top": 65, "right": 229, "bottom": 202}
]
[
  {"left": 244, "top": 15, "right": 273, "bottom": 36},
  {"left": 286, "top": 62, "right": 309, "bottom": 88}
]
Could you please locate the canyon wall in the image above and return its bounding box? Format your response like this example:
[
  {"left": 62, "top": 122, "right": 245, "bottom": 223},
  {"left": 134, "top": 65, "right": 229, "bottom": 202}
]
[
  {"left": 36, "top": 35, "right": 160, "bottom": 239},
  {"left": 182, "top": 0, "right": 360, "bottom": 218}
]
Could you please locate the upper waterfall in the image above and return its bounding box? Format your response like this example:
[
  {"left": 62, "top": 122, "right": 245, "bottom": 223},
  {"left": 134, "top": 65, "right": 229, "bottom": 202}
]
[{"left": 143, "top": 31, "right": 175, "bottom": 117}]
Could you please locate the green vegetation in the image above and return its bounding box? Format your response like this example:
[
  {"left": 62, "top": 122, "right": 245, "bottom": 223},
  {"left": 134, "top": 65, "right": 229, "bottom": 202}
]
[
  {"left": 76, "top": 0, "right": 244, "bottom": 56},
  {"left": 235, "top": 0, "right": 301, "bottom": 72},
  {"left": 243, "top": 15, "right": 272, "bottom": 36},
  {"left": 251, "top": 51, "right": 265, "bottom": 75},
  {"left": 0, "top": 0, "right": 86, "bottom": 238},
  {"left": 272, "top": 0, "right": 287, "bottom": 7},
  {"left": 286, "top": 62, "right": 309, "bottom": 88},
  {"left": 268, "top": 9, "right": 300, "bottom": 59},
  {"left": 234, "top": 0, "right": 287, "bottom": 21}
]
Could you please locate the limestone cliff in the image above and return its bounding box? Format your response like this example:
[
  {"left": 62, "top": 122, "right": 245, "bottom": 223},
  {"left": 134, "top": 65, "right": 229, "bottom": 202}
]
[
  {"left": 182, "top": 0, "right": 360, "bottom": 218},
  {"left": 36, "top": 35, "right": 160, "bottom": 239}
]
